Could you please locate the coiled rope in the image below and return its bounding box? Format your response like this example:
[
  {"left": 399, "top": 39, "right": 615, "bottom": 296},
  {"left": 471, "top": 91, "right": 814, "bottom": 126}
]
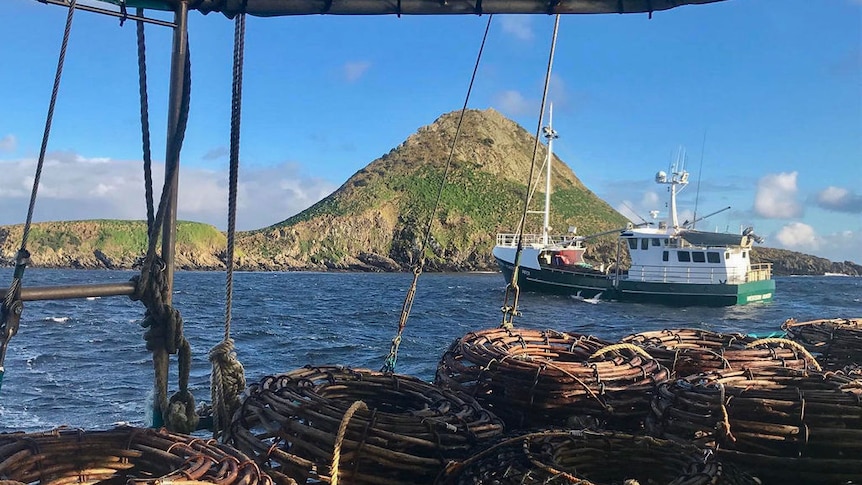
[
  {"left": 209, "top": 12, "right": 247, "bottom": 441},
  {"left": 129, "top": 11, "right": 196, "bottom": 432},
  {"left": 0, "top": 0, "right": 77, "bottom": 393},
  {"left": 501, "top": 14, "right": 560, "bottom": 330},
  {"left": 330, "top": 400, "right": 368, "bottom": 485},
  {"left": 381, "top": 15, "right": 493, "bottom": 374}
]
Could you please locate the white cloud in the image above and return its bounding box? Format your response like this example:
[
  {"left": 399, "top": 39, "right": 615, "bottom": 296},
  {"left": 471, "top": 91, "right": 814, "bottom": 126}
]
[
  {"left": 773, "top": 223, "right": 862, "bottom": 263},
  {"left": 815, "top": 186, "right": 862, "bottom": 213},
  {"left": 775, "top": 222, "right": 820, "bottom": 251},
  {"left": 499, "top": 15, "right": 533, "bottom": 41},
  {"left": 494, "top": 90, "right": 534, "bottom": 116},
  {"left": 0, "top": 153, "right": 337, "bottom": 231},
  {"left": 753, "top": 171, "right": 802, "bottom": 218},
  {"left": 343, "top": 61, "right": 371, "bottom": 83},
  {"left": 821, "top": 230, "right": 862, "bottom": 263},
  {"left": 0, "top": 134, "right": 17, "bottom": 152}
]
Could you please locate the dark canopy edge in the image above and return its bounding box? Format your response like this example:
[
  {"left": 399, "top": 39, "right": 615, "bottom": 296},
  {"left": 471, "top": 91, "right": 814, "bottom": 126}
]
[{"left": 94, "top": 0, "right": 728, "bottom": 18}]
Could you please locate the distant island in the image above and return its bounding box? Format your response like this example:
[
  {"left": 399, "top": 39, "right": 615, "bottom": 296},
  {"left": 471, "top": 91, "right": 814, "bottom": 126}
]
[{"left": 1, "top": 109, "right": 859, "bottom": 277}]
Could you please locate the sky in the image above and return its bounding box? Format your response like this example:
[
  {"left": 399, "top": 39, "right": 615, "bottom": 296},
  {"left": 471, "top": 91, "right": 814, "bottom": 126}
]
[{"left": 0, "top": 0, "right": 860, "bottom": 263}]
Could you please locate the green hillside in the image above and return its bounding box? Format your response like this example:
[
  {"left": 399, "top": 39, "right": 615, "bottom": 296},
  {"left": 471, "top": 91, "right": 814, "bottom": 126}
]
[{"left": 0, "top": 220, "right": 225, "bottom": 269}]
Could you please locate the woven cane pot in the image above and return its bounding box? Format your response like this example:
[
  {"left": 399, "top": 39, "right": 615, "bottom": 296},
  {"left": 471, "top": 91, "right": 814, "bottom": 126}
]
[
  {"left": 435, "top": 327, "right": 670, "bottom": 432},
  {"left": 622, "top": 328, "right": 818, "bottom": 378},
  {"left": 438, "top": 430, "right": 758, "bottom": 484},
  {"left": 0, "top": 426, "right": 271, "bottom": 485},
  {"left": 782, "top": 317, "right": 862, "bottom": 370},
  {"left": 229, "top": 366, "right": 504, "bottom": 485},
  {"left": 648, "top": 367, "right": 862, "bottom": 483}
]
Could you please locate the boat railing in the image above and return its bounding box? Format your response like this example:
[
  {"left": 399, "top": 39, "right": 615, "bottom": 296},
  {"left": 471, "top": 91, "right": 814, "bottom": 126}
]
[
  {"left": 624, "top": 264, "right": 750, "bottom": 285},
  {"left": 746, "top": 262, "right": 772, "bottom": 282},
  {"left": 495, "top": 233, "right": 580, "bottom": 248}
]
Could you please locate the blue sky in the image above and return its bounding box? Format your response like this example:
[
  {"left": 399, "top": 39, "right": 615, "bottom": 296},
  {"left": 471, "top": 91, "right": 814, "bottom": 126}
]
[{"left": 1, "top": 0, "right": 860, "bottom": 262}]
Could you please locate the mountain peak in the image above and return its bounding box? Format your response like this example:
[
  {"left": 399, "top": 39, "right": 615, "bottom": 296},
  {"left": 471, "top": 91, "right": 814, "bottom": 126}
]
[{"left": 384, "top": 107, "right": 583, "bottom": 189}]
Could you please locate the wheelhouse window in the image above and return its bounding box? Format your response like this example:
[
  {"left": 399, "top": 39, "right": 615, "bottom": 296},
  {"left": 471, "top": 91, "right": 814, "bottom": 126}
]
[
  {"left": 652, "top": 238, "right": 661, "bottom": 247},
  {"left": 707, "top": 252, "right": 721, "bottom": 263},
  {"left": 692, "top": 252, "right": 706, "bottom": 263},
  {"left": 641, "top": 238, "right": 649, "bottom": 250},
  {"left": 677, "top": 251, "right": 691, "bottom": 262},
  {"left": 628, "top": 238, "right": 638, "bottom": 250},
  {"left": 662, "top": 251, "right": 669, "bottom": 262}
]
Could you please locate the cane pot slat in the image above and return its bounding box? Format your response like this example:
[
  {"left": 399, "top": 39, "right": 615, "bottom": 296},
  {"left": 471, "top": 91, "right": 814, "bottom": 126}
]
[
  {"left": 230, "top": 366, "right": 504, "bottom": 485},
  {"left": 435, "top": 328, "right": 670, "bottom": 431},
  {"left": 622, "top": 328, "right": 816, "bottom": 378},
  {"left": 0, "top": 427, "right": 271, "bottom": 485},
  {"left": 647, "top": 367, "right": 862, "bottom": 483},
  {"left": 439, "top": 430, "right": 758, "bottom": 484},
  {"left": 782, "top": 318, "right": 862, "bottom": 370}
]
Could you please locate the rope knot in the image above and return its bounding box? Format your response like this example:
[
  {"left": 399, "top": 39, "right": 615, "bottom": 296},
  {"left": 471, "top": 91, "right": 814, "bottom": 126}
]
[
  {"left": 165, "top": 388, "right": 199, "bottom": 434},
  {"left": 209, "top": 338, "right": 246, "bottom": 439}
]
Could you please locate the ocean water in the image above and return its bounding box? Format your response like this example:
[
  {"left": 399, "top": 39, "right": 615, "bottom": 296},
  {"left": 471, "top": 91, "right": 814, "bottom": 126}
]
[{"left": 0, "top": 268, "right": 859, "bottom": 432}]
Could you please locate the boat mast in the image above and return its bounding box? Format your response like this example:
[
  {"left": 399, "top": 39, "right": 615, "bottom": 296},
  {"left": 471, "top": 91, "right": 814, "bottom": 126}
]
[
  {"left": 656, "top": 148, "right": 689, "bottom": 230},
  {"left": 541, "top": 104, "right": 558, "bottom": 245}
]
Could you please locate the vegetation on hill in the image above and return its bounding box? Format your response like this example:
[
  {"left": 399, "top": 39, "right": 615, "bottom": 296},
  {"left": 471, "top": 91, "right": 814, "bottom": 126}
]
[
  {"left": 0, "top": 220, "right": 225, "bottom": 269},
  {"left": 236, "top": 108, "right": 627, "bottom": 271},
  {"left": 0, "top": 109, "right": 856, "bottom": 276}
]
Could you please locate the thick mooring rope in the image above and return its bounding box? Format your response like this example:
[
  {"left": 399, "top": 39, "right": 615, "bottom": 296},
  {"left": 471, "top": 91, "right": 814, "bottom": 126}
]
[
  {"left": 330, "top": 400, "right": 368, "bottom": 485},
  {"left": 136, "top": 8, "right": 155, "bottom": 231},
  {"left": 381, "top": 15, "right": 493, "bottom": 374},
  {"left": 746, "top": 337, "right": 821, "bottom": 371},
  {"left": 501, "top": 14, "right": 560, "bottom": 330},
  {"left": 0, "top": 0, "right": 77, "bottom": 392},
  {"left": 129, "top": 21, "right": 195, "bottom": 431},
  {"left": 210, "top": 12, "right": 248, "bottom": 441}
]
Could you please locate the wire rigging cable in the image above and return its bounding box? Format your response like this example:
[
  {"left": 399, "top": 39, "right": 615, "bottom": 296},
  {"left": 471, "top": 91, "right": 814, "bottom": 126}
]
[
  {"left": 380, "top": 15, "right": 494, "bottom": 375},
  {"left": 501, "top": 14, "right": 560, "bottom": 330}
]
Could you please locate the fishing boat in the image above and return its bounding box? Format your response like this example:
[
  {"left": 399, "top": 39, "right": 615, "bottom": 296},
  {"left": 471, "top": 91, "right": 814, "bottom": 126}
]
[{"left": 494, "top": 138, "right": 775, "bottom": 306}]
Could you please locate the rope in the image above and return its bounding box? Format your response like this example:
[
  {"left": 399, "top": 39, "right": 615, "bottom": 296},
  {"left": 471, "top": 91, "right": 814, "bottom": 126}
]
[
  {"left": 0, "top": 0, "right": 77, "bottom": 393},
  {"left": 501, "top": 14, "right": 560, "bottom": 329},
  {"left": 209, "top": 13, "right": 248, "bottom": 441},
  {"left": 129, "top": 23, "right": 195, "bottom": 431},
  {"left": 746, "top": 337, "right": 821, "bottom": 371},
  {"left": 136, "top": 7, "right": 155, "bottom": 232},
  {"left": 330, "top": 400, "right": 368, "bottom": 485},
  {"left": 589, "top": 343, "right": 654, "bottom": 361},
  {"left": 380, "top": 15, "right": 493, "bottom": 374}
]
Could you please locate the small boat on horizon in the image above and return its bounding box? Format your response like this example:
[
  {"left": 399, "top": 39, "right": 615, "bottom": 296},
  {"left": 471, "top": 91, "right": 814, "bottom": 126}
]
[{"left": 493, "top": 124, "right": 775, "bottom": 307}]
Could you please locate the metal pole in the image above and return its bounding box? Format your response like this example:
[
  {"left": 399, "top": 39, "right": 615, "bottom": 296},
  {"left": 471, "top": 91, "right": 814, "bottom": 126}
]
[
  {"left": 152, "top": 0, "right": 188, "bottom": 427},
  {"left": 162, "top": 0, "right": 188, "bottom": 308},
  {"left": 39, "top": 0, "right": 177, "bottom": 28},
  {"left": 0, "top": 282, "right": 137, "bottom": 302}
]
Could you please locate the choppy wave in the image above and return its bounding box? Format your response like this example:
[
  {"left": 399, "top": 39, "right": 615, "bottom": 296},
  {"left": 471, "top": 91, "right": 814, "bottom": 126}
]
[
  {"left": 0, "top": 269, "right": 858, "bottom": 432},
  {"left": 44, "top": 316, "right": 70, "bottom": 323}
]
